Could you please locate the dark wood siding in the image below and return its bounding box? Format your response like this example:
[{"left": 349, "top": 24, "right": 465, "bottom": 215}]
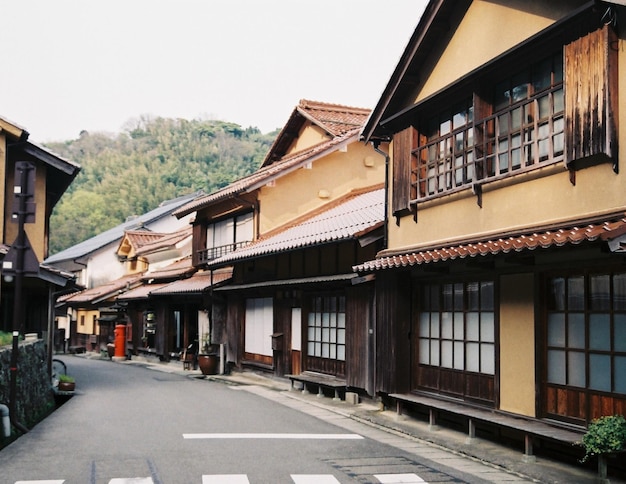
[
  {"left": 376, "top": 270, "right": 412, "bottom": 394},
  {"left": 565, "top": 25, "right": 618, "bottom": 167},
  {"left": 392, "top": 127, "right": 417, "bottom": 216},
  {"left": 346, "top": 283, "right": 375, "bottom": 395}
]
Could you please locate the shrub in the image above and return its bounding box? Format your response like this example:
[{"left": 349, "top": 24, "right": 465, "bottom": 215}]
[{"left": 579, "top": 414, "right": 626, "bottom": 462}]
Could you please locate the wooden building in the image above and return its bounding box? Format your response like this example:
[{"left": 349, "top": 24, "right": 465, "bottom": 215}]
[
  {"left": 358, "top": 0, "right": 626, "bottom": 470},
  {"left": 174, "top": 100, "right": 387, "bottom": 391},
  {"left": 0, "top": 116, "right": 80, "bottom": 336}
]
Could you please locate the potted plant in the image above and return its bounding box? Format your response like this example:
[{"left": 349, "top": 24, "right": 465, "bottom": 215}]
[
  {"left": 197, "top": 333, "right": 219, "bottom": 376},
  {"left": 57, "top": 374, "right": 76, "bottom": 392},
  {"left": 578, "top": 414, "right": 626, "bottom": 480}
]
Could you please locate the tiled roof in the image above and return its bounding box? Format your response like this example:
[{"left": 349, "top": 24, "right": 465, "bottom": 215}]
[
  {"left": 45, "top": 191, "right": 202, "bottom": 264},
  {"left": 59, "top": 273, "right": 144, "bottom": 305},
  {"left": 207, "top": 187, "right": 384, "bottom": 267},
  {"left": 151, "top": 269, "right": 232, "bottom": 296},
  {"left": 135, "top": 226, "right": 192, "bottom": 256},
  {"left": 354, "top": 215, "right": 626, "bottom": 273},
  {"left": 123, "top": 230, "right": 167, "bottom": 250},
  {"left": 174, "top": 130, "right": 359, "bottom": 218},
  {"left": 142, "top": 256, "right": 194, "bottom": 281},
  {"left": 115, "top": 283, "right": 168, "bottom": 301},
  {"left": 262, "top": 100, "right": 370, "bottom": 167}
]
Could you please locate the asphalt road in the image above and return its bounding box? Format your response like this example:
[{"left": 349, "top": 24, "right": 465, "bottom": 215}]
[{"left": 0, "top": 356, "right": 518, "bottom": 483}]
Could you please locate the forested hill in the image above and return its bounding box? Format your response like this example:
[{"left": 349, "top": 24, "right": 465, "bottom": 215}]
[{"left": 45, "top": 116, "right": 278, "bottom": 255}]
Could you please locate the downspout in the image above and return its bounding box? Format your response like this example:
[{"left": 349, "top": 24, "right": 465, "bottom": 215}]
[{"left": 372, "top": 139, "right": 390, "bottom": 250}]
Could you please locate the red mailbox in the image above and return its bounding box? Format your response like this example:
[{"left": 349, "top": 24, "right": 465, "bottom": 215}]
[{"left": 114, "top": 324, "right": 126, "bottom": 358}]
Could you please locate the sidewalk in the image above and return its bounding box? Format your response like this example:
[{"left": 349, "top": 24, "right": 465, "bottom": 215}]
[{"left": 114, "top": 354, "right": 623, "bottom": 484}]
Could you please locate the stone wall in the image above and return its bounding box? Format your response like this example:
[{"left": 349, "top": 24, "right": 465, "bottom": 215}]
[{"left": 0, "top": 339, "right": 55, "bottom": 430}]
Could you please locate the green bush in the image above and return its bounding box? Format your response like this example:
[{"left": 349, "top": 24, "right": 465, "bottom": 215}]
[
  {"left": 0, "top": 331, "right": 13, "bottom": 346},
  {"left": 579, "top": 414, "right": 626, "bottom": 462}
]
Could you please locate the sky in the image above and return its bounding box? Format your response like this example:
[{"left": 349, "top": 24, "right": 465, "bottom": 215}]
[{"left": 1, "top": 1, "right": 428, "bottom": 143}]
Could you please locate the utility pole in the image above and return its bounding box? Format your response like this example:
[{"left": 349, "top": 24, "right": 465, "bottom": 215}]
[{"left": 3, "top": 161, "right": 38, "bottom": 434}]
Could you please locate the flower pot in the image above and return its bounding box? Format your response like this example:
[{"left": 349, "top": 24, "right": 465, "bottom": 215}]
[
  {"left": 58, "top": 381, "right": 75, "bottom": 392},
  {"left": 197, "top": 354, "right": 219, "bottom": 375}
]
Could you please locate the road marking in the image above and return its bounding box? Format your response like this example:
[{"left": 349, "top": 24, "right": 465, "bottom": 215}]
[
  {"left": 374, "top": 474, "right": 426, "bottom": 483},
  {"left": 202, "top": 476, "right": 249, "bottom": 484},
  {"left": 184, "top": 433, "right": 364, "bottom": 440},
  {"left": 109, "top": 479, "right": 154, "bottom": 483},
  {"left": 15, "top": 481, "right": 65, "bottom": 484},
  {"left": 291, "top": 475, "right": 340, "bottom": 483}
]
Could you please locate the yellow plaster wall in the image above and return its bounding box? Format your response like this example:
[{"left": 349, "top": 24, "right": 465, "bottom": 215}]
[
  {"left": 76, "top": 309, "right": 99, "bottom": 335},
  {"left": 258, "top": 141, "right": 384, "bottom": 233},
  {"left": 417, "top": 0, "right": 585, "bottom": 102},
  {"left": 287, "top": 124, "right": 329, "bottom": 155},
  {"left": 4, "top": 161, "right": 48, "bottom": 261},
  {"left": 499, "top": 273, "right": 536, "bottom": 417},
  {"left": 0, "top": 133, "right": 6, "bottom": 242}
]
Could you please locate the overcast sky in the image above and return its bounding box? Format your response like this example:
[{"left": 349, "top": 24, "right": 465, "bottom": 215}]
[{"left": 2, "top": 1, "right": 427, "bottom": 143}]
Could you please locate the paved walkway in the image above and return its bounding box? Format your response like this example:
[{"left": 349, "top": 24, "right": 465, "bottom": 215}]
[{"left": 96, "top": 354, "right": 624, "bottom": 484}]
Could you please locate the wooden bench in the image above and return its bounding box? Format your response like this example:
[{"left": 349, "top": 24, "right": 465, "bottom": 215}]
[
  {"left": 286, "top": 372, "right": 347, "bottom": 401},
  {"left": 389, "top": 392, "right": 583, "bottom": 461}
]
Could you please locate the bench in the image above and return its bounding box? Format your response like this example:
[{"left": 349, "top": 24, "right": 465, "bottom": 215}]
[
  {"left": 389, "top": 392, "right": 583, "bottom": 461},
  {"left": 286, "top": 372, "right": 347, "bottom": 401}
]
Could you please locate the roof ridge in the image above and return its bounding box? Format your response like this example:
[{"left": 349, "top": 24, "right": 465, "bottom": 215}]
[{"left": 299, "top": 99, "right": 371, "bottom": 115}]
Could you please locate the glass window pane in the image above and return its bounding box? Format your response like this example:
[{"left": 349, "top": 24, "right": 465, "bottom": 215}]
[
  {"left": 430, "top": 314, "right": 440, "bottom": 338},
  {"left": 615, "top": 356, "right": 626, "bottom": 394},
  {"left": 481, "top": 313, "right": 495, "bottom": 343},
  {"left": 330, "top": 329, "right": 336, "bottom": 343},
  {"left": 568, "top": 351, "right": 586, "bottom": 387},
  {"left": 538, "top": 95, "right": 550, "bottom": 119},
  {"left": 308, "top": 342, "right": 315, "bottom": 354},
  {"left": 467, "top": 312, "right": 479, "bottom": 340},
  {"left": 568, "top": 276, "right": 585, "bottom": 310},
  {"left": 454, "top": 313, "right": 464, "bottom": 339},
  {"left": 337, "top": 329, "right": 345, "bottom": 345},
  {"left": 419, "top": 313, "right": 430, "bottom": 337},
  {"left": 553, "top": 88, "right": 564, "bottom": 113},
  {"left": 495, "top": 81, "right": 510, "bottom": 110},
  {"left": 440, "top": 119, "right": 451, "bottom": 136},
  {"left": 337, "top": 345, "right": 345, "bottom": 361},
  {"left": 431, "top": 340, "right": 440, "bottom": 366},
  {"left": 481, "top": 282, "right": 494, "bottom": 310},
  {"left": 467, "top": 282, "right": 479, "bottom": 310},
  {"left": 568, "top": 313, "right": 585, "bottom": 349},
  {"left": 548, "top": 350, "right": 566, "bottom": 384},
  {"left": 322, "top": 343, "right": 329, "bottom": 358},
  {"left": 330, "top": 345, "right": 336, "bottom": 359},
  {"left": 589, "top": 313, "right": 610, "bottom": 350},
  {"left": 454, "top": 283, "right": 464, "bottom": 310},
  {"left": 615, "top": 314, "right": 626, "bottom": 352},
  {"left": 419, "top": 339, "right": 430, "bottom": 364},
  {"left": 453, "top": 110, "right": 466, "bottom": 129},
  {"left": 554, "top": 54, "right": 563, "bottom": 83},
  {"left": 466, "top": 342, "right": 479, "bottom": 372},
  {"left": 329, "top": 313, "right": 337, "bottom": 328},
  {"left": 441, "top": 313, "right": 453, "bottom": 339},
  {"left": 338, "top": 313, "right": 345, "bottom": 328},
  {"left": 590, "top": 275, "right": 611, "bottom": 311},
  {"left": 315, "top": 342, "right": 321, "bottom": 356},
  {"left": 454, "top": 341, "right": 464, "bottom": 370},
  {"left": 481, "top": 343, "right": 495, "bottom": 375},
  {"left": 614, "top": 273, "right": 626, "bottom": 311},
  {"left": 308, "top": 326, "right": 315, "bottom": 340},
  {"left": 322, "top": 328, "right": 330, "bottom": 343},
  {"left": 511, "top": 71, "right": 529, "bottom": 102},
  {"left": 548, "top": 313, "right": 565, "bottom": 347},
  {"left": 532, "top": 57, "right": 552, "bottom": 92},
  {"left": 441, "top": 341, "right": 453, "bottom": 368},
  {"left": 549, "top": 278, "right": 566, "bottom": 311},
  {"left": 589, "top": 354, "right": 611, "bottom": 392}
]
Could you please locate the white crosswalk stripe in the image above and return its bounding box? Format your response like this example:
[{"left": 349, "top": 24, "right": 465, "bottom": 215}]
[
  {"left": 16, "top": 472, "right": 427, "bottom": 483},
  {"left": 291, "top": 475, "right": 341, "bottom": 483},
  {"left": 375, "top": 474, "right": 426, "bottom": 483},
  {"left": 15, "top": 481, "right": 65, "bottom": 484},
  {"left": 202, "top": 476, "right": 250, "bottom": 484}
]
